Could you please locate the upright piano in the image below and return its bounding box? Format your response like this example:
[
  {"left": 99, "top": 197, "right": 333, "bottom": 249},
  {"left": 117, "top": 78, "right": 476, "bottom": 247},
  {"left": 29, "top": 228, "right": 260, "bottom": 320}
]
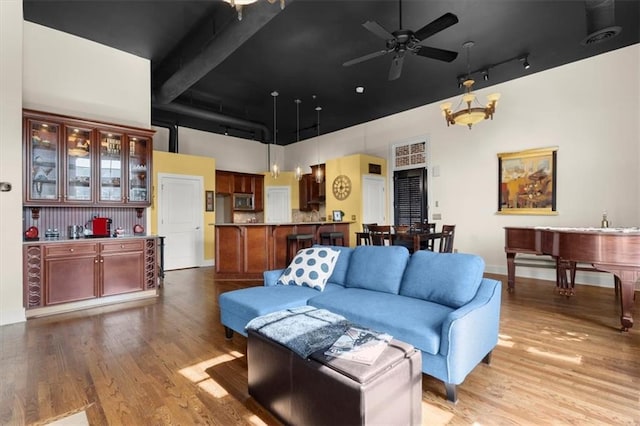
[{"left": 505, "top": 226, "right": 640, "bottom": 331}]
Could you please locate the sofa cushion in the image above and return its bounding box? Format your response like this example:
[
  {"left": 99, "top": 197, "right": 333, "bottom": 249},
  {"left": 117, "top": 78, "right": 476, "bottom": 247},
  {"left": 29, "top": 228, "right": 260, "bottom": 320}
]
[
  {"left": 313, "top": 244, "right": 354, "bottom": 287},
  {"left": 345, "top": 246, "right": 410, "bottom": 294},
  {"left": 278, "top": 247, "right": 340, "bottom": 291},
  {"left": 399, "top": 250, "right": 485, "bottom": 308},
  {"left": 219, "top": 284, "right": 345, "bottom": 337},
  {"left": 309, "top": 288, "right": 454, "bottom": 355}
]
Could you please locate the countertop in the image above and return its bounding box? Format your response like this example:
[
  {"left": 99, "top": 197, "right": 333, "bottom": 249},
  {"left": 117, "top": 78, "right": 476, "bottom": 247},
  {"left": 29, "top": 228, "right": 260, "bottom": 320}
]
[
  {"left": 215, "top": 222, "right": 354, "bottom": 226},
  {"left": 23, "top": 234, "right": 159, "bottom": 244}
]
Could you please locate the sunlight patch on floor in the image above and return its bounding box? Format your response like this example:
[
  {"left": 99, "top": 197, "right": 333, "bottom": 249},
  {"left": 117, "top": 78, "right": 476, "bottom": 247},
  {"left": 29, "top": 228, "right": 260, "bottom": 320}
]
[
  {"left": 246, "top": 414, "right": 269, "bottom": 426},
  {"left": 526, "top": 346, "right": 582, "bottom": 364},
  {"left": 179, "top": 352, "right": 246, "bottom": 399},
  {"left": 497, "top": 333, "right": 515, "bottom": 348},
  {"left": 539, "top": 327, "right": 588, "bottom": 342},
  {"left": 422, "top": 400, "right": 454, "bottom": 425},
  {"left": 179, "top": 352, "right": 245, "bottom": 382}
]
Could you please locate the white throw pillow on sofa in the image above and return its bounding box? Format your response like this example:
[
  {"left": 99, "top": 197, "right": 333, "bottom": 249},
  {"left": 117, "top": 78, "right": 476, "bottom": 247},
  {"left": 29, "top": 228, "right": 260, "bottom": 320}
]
[{"left": 278, "top": 247, "right": 340, "bottom": 291}]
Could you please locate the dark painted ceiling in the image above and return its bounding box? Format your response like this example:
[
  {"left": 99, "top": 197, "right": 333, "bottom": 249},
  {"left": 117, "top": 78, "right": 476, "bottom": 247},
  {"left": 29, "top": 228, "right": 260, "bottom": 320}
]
[{"left": 23, "top": 0, "right": 640, "bottom": 145}]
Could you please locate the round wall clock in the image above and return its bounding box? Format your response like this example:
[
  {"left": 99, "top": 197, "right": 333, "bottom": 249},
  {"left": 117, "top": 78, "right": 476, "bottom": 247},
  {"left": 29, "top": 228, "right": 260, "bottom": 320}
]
[{"left": 332, "top": 174, "right": 352, "bottom": 200}]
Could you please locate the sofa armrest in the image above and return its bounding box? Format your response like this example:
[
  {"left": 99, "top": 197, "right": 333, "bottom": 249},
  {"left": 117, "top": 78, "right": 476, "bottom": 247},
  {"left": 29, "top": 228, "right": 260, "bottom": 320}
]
[
  {"left": 263, "top": 269, "right": 285, "bottom": 287},
  {"left": 439, "top": 278, "right": 502, "bottom": 384}
]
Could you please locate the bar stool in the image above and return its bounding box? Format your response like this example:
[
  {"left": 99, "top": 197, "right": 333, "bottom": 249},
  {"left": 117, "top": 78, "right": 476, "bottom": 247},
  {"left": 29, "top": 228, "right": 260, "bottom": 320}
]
[
  {"left": 286, "top": 234, "right": 314, "bottom": 264},
  {"left": 319, "top": 231, "right": 345, "bottom": 246}
]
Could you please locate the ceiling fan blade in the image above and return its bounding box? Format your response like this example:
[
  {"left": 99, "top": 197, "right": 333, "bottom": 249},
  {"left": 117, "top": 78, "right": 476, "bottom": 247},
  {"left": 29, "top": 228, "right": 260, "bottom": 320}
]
[
  {"left": 413, "top": 12, "right": 459, "bottom": 42},
  {"left": 388, "top": 54, "right": 405, "bottom": 81},
  {"left": 415, "top": 46, "right": 458, "bottom": 62},
  {"left": 343, "top": 49, "right": 390, "bottom": 67},
  {"left": 362, "top": 20, "right": 395, "bottom": 41}
]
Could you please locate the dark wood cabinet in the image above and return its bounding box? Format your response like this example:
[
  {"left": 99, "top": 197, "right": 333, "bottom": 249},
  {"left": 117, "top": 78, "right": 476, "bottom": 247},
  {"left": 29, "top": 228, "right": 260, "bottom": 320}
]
[
  {"left": 216, "top": 170, "right": 234, "bottom": 195},
  {"left": 253, "top": 175, "right": 264, "bottom": 211},
  {"left": 299, "top": 164, "right": 325, "bottom": 211},
  {"left": 100, "top": 240, "right": 145, "bottom": 296},
  {"left": 23, "top": 237, "right": 158, "bottom": 310},
  {"left": 23, "top": 110, "right": 154, "bottom": 207},
  {"left": 234, "top": 174, "right": 253, "bottom": 193},
  {"left": 215, "top": 222, "right": 350, "bottom": 279},
  {"left": 44, "top": 242, "right": 99, "bottom": 305},
  {"left": 216, "top": 171, "right": 264, "bottom": 211}
]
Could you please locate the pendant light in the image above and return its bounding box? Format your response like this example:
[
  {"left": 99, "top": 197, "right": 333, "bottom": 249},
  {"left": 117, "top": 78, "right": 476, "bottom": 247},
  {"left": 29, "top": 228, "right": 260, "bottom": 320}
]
[
  {"left": 314, "top": 105, "right": 324, "bottom": 184},
  {"left": 270, "top": 91, "right": 280, "bottom": 178},
  {"left": 294, "top": 99, "right": 303, "bottom": 181}
]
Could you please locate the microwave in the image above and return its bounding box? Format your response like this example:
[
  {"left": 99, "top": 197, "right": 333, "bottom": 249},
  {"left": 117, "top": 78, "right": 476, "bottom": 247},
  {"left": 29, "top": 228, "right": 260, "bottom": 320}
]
[{"left": 233, "top": 193, "right": 254, "bottom": 210}]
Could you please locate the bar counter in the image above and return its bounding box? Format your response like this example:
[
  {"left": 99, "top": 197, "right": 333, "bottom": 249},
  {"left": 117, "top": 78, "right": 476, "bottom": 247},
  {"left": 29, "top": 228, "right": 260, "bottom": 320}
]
[{"left": 215, "top": 222, "right": 353, "bottom": 279}]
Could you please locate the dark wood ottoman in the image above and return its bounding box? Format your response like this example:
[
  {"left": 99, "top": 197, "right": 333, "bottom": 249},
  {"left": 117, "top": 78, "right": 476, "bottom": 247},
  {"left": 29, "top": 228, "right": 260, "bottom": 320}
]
[{"left": 248, "top": 329, "right": 422, "bottom": 426}]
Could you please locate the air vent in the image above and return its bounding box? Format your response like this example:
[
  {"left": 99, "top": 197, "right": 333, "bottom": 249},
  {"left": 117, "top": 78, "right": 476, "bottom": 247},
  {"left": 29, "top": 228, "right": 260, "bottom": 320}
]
[{"left": 581, "top": 0, "right": 622, "bottom": 45}]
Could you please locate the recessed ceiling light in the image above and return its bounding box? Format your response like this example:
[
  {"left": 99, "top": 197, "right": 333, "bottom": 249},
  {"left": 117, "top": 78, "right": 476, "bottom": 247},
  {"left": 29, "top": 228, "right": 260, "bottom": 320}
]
[{"left": 355, "top": 86, "right": 365, "bottom": 94}]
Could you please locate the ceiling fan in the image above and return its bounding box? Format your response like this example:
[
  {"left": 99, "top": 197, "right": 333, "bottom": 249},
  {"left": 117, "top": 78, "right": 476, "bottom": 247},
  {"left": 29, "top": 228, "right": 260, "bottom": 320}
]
[{"left": 343, "top": 0, "right": 459, "bottom": 80}]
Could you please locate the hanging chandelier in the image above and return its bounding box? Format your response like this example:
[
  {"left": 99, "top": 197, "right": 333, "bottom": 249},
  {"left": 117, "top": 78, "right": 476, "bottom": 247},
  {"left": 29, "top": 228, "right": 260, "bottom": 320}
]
[
  {"left": 224, "top": 0, "right": 285, "bottom": 21},
  {"left": 440, "top": 41, "right": 500, "bottom": 130},
  {"left": 294, "top": 99, "right": 303, "bottom": 181},
  {"left": 270, "top": 91, "right": 280, "bottom": 178}
]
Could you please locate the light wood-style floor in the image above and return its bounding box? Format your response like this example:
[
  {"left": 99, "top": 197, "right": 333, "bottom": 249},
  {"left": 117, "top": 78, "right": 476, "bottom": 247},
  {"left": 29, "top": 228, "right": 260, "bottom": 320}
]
[{"left": 1, "top": 268, "right": 639, "bottom": 425}]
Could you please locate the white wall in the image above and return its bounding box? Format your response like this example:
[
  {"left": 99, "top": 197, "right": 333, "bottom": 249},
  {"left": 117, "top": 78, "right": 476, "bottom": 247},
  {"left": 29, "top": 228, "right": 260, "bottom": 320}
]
[
  {"left": 156, "top": 44, "right": 639, "bottom": 286},
  {"left": 0, "top": 19, "right": 151, "bottom": 326},
  {"left": 0, "top": 1, "right": 26, "bottom": 325},
  {"left": 23, "top": 22, "right": 150, "bottom": 127}
]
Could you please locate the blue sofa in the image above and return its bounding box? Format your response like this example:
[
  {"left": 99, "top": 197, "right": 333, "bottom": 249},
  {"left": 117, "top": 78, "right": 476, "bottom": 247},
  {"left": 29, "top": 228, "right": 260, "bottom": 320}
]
[{"left": 219, "top": 245, "right": 502, "bottom": 402}]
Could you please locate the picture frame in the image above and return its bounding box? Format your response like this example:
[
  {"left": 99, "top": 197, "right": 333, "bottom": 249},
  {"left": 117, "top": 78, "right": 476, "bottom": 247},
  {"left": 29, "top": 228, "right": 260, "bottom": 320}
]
[
  {"left": 205, "top": 190, "right": 215, "bottom": 212},
  {"left": 497, "top": 146, "right": 558, "bottom": 215}
]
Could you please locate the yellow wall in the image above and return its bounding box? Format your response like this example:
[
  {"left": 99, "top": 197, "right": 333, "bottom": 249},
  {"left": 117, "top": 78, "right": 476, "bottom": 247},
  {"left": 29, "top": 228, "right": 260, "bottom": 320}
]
[
  {"left": 151, "top": 151, "right": 216, "bottom": 262},
  {"left": 326, "top": 154, "right": 386, "bottom": 246}
]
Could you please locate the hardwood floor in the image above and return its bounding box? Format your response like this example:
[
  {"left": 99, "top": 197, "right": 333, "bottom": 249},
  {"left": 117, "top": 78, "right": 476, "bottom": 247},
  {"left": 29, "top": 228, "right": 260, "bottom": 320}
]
[{"left": 1, "top": 268, "right": 638, "bottom": 425}]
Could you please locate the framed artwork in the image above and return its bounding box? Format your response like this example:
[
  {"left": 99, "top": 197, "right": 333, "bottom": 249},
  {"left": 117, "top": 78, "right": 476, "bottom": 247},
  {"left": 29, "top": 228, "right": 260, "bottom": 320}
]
[
  {"left": 205, "top": 190, "right": 215, "bottom": 212},
  {"left": 497, "top": 146, "right": 558, "bottom": 215}
]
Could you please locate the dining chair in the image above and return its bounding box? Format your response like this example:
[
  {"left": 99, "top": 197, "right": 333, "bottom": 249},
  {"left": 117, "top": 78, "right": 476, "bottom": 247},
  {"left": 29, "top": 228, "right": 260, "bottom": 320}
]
[
  {"left": 439, "top": 224, "right": 456, "bottom": 253},
  {"left": 413, "top": 222, "right": 437, "bottom": 250},
  {"left": 368, "top": 225, "right": 392, "bottom": 246},
  {"left": 362, "top": 223, "right": 377, "bottom": 233}
]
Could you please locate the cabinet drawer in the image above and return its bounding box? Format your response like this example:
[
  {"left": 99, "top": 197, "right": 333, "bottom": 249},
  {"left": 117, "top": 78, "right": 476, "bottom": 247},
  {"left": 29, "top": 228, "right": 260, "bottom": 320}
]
[
  {"left": 100, "top": 240, "right": 144, "bottom": 253},
  {"left": 45, "top": 243, "right": 98, "bottom": 257}
]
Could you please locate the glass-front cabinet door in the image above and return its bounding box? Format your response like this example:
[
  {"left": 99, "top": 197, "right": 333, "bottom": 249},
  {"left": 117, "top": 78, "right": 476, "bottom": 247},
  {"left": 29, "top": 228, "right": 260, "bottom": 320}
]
[
  {"left": 64, "top": 126, "right": 93, "bottom": 203},
  {"left": 26, "top": 119, "right": 61, "bottom": 203},
  {"left": 98, "top": 131, "right": 123, "bottom": 203},
  {"left": 126, "top": 135, "right": 150, "bottom": 204}
]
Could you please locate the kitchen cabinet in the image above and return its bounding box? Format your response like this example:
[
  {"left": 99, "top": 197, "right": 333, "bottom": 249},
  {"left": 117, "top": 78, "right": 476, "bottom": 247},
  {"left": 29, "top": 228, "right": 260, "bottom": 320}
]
[
  {"left": 299, "top": 164, "right": 325, "bottom": 211},
  {"left": 234, "top": 174, "right": 253, "bottom": 193},
  {"left": 44, "top": 242, "right": 99, "bottom": 305},
  {"left": 216, "top": 171, "right": 264, "bottom": 211},
  {"left": 215, "top": 222, "right": 351, "bottom": 279},
  {"left": 23, "top": 110, "right": 154, "bottom": 207},
  {"left": 216, "top": 171, "right": 234, "bottom": 195},
  {"left": 253, "top": 175, "right": 264, "bottom": 211},
  {"left": 23, "top": 237, "right": 158, "bottom": 310},
  {"left": 100, "top": 240, "right": 145, "bottom": 296}
]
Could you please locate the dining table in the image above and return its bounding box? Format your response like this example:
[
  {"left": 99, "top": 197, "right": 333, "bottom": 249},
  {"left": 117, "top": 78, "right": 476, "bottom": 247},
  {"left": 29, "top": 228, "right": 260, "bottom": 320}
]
[{"left": 392, "top": 230, "right": 443, "bottom": 253}]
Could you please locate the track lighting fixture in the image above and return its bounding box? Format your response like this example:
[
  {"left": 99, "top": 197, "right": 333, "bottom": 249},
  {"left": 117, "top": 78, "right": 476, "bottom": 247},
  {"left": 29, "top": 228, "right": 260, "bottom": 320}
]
[
  {"left": 482, "top": 70, "right": 489, "bottom": 81},
  {"left": 522, "top": 56, "right": 531, "bottom": 70}
]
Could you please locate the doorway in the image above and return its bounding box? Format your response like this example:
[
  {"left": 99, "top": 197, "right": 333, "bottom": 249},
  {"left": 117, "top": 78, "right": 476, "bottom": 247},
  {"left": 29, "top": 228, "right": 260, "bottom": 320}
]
[
  {"left": 265, "top": 186, "right": 291, "bottom": 223},
  {"left": 393, "top": 168, "right": 428, "bottom": 226},
  {"left": 362, "top": 175, "right": 386, "bottom": 225},
  {"left": 158, "top": 173, "right": 204, "bottom": 270}
]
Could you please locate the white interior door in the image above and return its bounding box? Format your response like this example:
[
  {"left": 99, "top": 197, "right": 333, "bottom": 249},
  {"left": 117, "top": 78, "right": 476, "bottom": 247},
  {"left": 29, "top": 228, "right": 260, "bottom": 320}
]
[
  {"left": 362, "top": 175, "right": 386, "bottom": 224},
  {"left": 265, "top": 186, "right": 291, "bottom": 223},
  {"left": 158, "top": 173, "right": 204, "bottom": 270}
]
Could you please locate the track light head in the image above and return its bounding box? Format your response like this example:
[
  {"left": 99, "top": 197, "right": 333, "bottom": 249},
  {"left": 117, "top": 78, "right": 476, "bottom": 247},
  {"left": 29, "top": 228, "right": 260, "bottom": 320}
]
[
  {"left": 482, "top": 70, "right": 489, "bottom": 81},
  {"left": 521, "top": 56, "right": 531, "bottom": 70}
]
